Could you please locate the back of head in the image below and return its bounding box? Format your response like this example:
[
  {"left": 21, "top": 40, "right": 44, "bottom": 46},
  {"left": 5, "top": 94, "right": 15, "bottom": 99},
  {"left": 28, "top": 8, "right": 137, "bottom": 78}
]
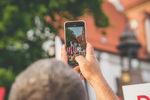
[{"left": 9, "top": 59, "right": 87, "bottom": 100}]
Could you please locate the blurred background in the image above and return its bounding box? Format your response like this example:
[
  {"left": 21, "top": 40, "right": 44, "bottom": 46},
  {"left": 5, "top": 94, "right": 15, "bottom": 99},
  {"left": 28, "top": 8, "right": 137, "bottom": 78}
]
[{"left": 0, "top": 0, "right": 150, "bottom": 100}]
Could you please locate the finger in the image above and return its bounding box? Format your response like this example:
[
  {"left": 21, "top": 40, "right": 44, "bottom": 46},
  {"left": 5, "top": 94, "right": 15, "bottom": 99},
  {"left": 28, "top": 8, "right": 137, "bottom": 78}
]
[
  {"left": 86, "top": 42, "right": 94, "bottom": 56},
  {"left": 75, "top": 56, "right": 87, "bottom": 67},
  {"left": 74, "top": 66, "right": 80, "bottom": 73},
  {"left": 61, "top": 44, "right": 68, "bottom": 64},
  {"left": 86, "top": 42, "right": 94, "bottom": 59}
]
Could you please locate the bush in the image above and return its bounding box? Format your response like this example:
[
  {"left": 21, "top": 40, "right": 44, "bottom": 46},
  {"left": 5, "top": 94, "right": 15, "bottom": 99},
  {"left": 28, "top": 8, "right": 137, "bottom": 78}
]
[{"left": 0, "top": 68, "right": 15, "bottom": 100}]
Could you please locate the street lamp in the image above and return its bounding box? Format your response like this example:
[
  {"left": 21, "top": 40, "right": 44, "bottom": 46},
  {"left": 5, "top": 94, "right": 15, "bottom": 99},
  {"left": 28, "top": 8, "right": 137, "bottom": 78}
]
[{"left": 117, "top": 24, "right": 143, "bottom": 99}]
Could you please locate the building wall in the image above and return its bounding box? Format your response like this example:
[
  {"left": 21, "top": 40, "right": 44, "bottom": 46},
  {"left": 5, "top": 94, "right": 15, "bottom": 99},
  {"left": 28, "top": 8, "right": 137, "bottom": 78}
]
[{"left": 124, "top": 0, "right": 150, "bottom": 56}]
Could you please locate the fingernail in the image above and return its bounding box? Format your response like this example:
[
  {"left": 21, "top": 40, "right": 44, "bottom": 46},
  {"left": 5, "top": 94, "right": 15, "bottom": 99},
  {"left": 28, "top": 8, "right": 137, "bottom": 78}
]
[{"left": 62, "top": 44, "right": 65, "bottom": 48}]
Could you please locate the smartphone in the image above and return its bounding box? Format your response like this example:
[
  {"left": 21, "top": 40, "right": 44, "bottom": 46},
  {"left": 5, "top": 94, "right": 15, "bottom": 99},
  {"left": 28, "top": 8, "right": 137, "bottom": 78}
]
[{"left": 64, "top": 21, "right": 86, "bottom": 67}]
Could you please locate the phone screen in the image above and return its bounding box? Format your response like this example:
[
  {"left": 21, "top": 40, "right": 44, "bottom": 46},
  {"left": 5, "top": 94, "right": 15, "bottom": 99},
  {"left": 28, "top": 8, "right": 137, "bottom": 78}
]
[{"left": 65, "top": 21, "right": 86, "bottom": 66}]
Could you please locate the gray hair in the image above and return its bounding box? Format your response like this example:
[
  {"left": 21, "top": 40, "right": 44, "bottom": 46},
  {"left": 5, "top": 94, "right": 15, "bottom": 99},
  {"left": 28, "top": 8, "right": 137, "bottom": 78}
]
[{"left": 9, "top": 59, "right": 87, "bottom": 100}]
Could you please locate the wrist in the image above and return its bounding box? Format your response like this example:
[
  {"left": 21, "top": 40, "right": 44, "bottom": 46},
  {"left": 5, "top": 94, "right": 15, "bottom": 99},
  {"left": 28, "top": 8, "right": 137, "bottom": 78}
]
[{"left": 88, "top": 73, "right": 105, "bottom": 88}]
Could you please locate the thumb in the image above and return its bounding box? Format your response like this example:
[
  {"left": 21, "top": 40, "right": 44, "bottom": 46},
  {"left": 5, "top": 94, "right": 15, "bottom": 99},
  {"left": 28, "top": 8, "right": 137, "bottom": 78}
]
[{"left": 75, "top": 56, "right": 87, "bottom": 67}]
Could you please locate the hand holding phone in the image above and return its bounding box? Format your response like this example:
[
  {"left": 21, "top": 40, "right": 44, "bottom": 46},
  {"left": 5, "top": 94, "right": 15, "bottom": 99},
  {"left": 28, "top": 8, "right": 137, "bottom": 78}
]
[{"left": 64, "top": 21, "right": 86, "bottom": 67}]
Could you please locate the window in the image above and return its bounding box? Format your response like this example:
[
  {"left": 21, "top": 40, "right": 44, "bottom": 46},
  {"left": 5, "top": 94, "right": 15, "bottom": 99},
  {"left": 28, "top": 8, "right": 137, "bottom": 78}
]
[{"left": 144, "top": 17, "right": 150, "bottom": 53}]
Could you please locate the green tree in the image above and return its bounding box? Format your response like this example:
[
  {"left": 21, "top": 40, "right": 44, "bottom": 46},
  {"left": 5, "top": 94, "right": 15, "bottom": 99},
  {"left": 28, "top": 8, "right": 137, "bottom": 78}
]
[
  {"left": 66, "top": 28, "right": 76, "bottom": 47},
  {"left": 0, "top": 0, "right": 109, "bottom": 99}
]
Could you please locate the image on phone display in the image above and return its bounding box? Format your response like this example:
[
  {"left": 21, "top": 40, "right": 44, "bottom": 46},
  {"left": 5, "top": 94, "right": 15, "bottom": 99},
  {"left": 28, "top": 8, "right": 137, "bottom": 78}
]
[{"left": 65, "top": 21, "right": 86, "bottom": 66}]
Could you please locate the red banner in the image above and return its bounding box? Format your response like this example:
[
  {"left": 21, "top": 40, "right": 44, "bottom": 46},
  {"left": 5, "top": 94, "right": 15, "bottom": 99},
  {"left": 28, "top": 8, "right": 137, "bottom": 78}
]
[{"left": 0, "top": 87, "right": 5, "bottom": 100}]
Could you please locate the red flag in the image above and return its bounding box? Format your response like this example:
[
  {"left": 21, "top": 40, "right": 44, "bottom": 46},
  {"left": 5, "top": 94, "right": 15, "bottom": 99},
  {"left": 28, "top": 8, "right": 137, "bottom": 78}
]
[{"left": 0, "top": 87, "right": 6, "bottom": 100}]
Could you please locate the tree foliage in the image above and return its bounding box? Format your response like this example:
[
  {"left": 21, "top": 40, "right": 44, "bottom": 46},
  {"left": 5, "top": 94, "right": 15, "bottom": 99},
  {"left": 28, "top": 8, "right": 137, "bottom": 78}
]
[
  {"left": 0, "top": 68, "right": 15, "bottom": 100},
  {"left": 0, "top": 0, "right": 109, "bottom": 99},
  {"left": 66, "top": 28, "right": 76, "bottom": 47}
]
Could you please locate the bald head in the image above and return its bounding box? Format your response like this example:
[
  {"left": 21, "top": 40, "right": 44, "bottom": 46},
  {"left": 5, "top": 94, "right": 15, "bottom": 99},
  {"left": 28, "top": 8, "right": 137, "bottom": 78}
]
[{"left": 9, "top": 59, "right": 87, "bottom": 100}]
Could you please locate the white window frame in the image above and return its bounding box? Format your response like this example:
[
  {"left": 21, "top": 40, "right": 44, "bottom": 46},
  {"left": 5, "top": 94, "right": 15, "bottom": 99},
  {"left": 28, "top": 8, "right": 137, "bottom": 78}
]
[{"left": 144, "top": 17, "right": 150, "bottom": 53}]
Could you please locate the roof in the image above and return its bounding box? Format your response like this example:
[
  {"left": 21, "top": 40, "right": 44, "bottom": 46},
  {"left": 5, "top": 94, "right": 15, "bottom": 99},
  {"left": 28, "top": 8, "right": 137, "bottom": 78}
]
[{"left": 76, "top": 35, "right": 82, "bottom": 40}]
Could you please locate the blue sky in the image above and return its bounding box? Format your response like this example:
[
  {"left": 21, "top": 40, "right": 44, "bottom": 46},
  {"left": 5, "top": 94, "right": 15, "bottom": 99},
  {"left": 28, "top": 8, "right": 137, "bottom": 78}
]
[{"left": 68, "top": 27, "right": 82, "bottom": 37}]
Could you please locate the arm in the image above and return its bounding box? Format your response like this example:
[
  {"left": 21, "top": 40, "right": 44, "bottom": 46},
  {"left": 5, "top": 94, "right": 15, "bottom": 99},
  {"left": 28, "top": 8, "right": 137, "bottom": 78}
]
[
  {"left": 90, "top": 75, "right": 119, "bottom": 100},
  {"left": 61, "top": 43, "right": 119, "bottom": 100}
]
